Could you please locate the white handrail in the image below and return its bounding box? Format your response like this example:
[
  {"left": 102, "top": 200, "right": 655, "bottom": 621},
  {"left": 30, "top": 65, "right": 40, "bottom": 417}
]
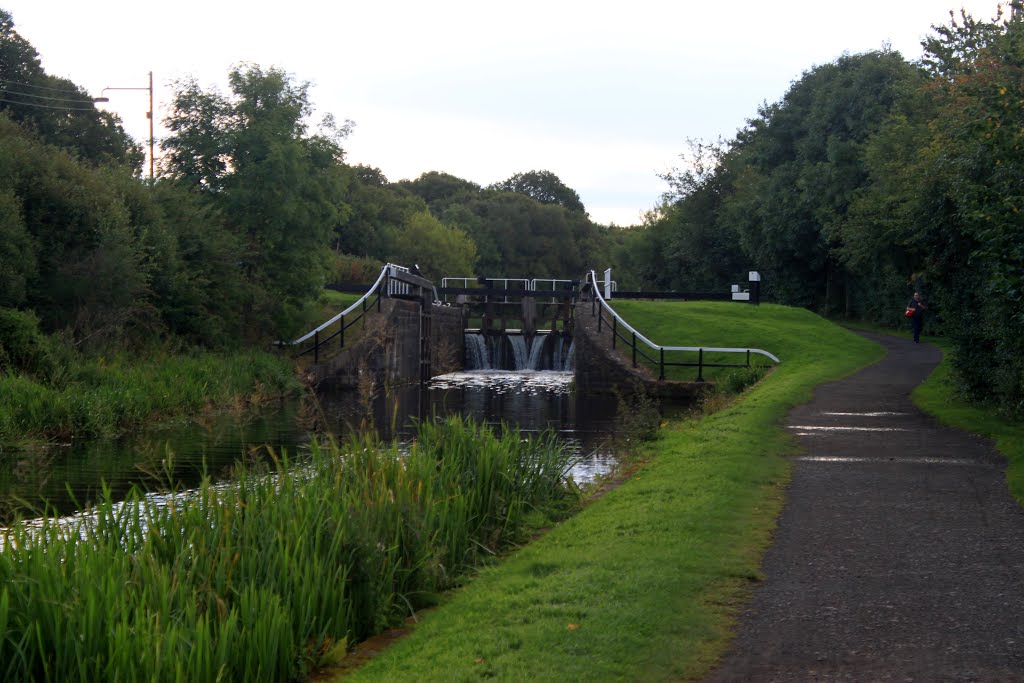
[
  {"left": 587, "top": 269, "right": 781, "bottom": 364},
  {"left": 290, "top": 264, "right": 392, "bottom": 345}
]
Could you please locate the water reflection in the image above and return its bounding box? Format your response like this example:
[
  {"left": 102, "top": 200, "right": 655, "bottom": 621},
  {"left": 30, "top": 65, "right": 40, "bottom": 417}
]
[{"left": 1, "top": 371, "right": 621, "bottom": 522}]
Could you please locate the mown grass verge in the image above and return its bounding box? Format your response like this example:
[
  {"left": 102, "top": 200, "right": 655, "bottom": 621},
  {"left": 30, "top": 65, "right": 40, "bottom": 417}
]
[
  {"left": 0, "top": 417, "right": 580, "bottom": 681},
  {"left": 0, "top": 350, "right": 301, "bottom": 444},
  {"left": 910, "top": 337, "right": 1024, "bottom": 505},
  {"left": 587, "top": 300, "right": 796, "bottom": 384},
  {"left": 341, "top": 302, "right": 884, "bottom": 682}
]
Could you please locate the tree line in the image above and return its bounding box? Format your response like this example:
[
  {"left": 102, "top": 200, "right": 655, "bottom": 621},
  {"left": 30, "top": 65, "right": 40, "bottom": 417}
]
[
  {"left": 0, "top": 7, "right": 612, "bottom": 365},
  {"left": 614, "top": 4, "right": 1024, "bottom": 417}
]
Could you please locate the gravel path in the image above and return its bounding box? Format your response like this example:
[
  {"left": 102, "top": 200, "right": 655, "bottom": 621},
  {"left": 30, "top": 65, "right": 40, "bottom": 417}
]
[{"left": 705, "top": 331, "right": 1024, "bottom": 682}]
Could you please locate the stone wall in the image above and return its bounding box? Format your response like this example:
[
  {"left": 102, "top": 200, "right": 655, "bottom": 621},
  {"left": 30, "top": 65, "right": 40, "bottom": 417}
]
[
  {"left": 429, "top": 303, "right": 466, "bottom": 375},
  {"left": 573, "top": 300, "right": 707, "bottom": 401},
  {"left": 308, "top": 299, "right": 465, "bottom": 389}
]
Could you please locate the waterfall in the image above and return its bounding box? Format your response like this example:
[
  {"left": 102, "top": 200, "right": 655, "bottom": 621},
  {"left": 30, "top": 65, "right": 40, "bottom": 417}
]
[
  {"left": 526, "top": 336, "right": 546, "bottom": 371},
  {"left": 552, "top": 336, "right": 564, "bottom": 370},
  {"left": 464, "top": 334, "right": 491, "bottom": 370},
  {"left": 463, "top": 332, "right": 574, "bottom": 371},
  {"left": 563, "top": 339, "right": 576, "bottom": 371},
  {"left": 508, "top": 335, "right": 529, "bottom": 370}
]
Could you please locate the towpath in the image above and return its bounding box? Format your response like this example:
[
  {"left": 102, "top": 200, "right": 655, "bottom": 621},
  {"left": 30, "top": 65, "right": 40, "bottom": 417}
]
[{"left": 705, "top": 331, "right": 1024, "bottom": 682}]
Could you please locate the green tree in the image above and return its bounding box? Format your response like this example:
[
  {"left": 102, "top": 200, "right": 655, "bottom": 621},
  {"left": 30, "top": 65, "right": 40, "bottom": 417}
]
[
  {"left": 386, "top": 211, "right": 477, "bottom": 280},
  {"left": 0, "top": 116, "right": 151, "bottom": 345},
  {"left": 861, "top": 2, "right": 1024, "bottom": 410},
  {"left": 334, "top": 165, "right": 427, "bottom": 259},
  {"left": 162, "top": 64, "right": 352, "bottom": 336},
  {"left": 715, "top": 50, "right": 920, "bottom": 310},
  {"left": 397, "top": 171, "right": 482, "bottom": 216},
  {"left": 0, "top": 9, "right": 141, "bottom": 169},
  {"left": 488, "top": 170, "right": 587, "bottom": 214}
]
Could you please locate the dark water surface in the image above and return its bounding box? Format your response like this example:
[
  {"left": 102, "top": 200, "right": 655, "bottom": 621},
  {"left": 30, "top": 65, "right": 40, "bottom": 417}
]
[{"left": 0, "top": 371, "right": 620, "bottom": 522}]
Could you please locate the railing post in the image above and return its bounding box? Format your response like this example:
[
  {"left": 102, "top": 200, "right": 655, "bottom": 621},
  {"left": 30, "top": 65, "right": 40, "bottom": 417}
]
[
  {"left": 632, "top": 332, "right": 637, "bottom": 367},
  {"left": 314, "top": 330, "right": 320, "bottom": 364},
  {"left": 340, "top": 314, "right": 345, "bottom": 348},
  {"left": 697, "top": 348, "right": 704, "bottom": 382},
  {"left": 746, "top": 349, "right": 751, "bottom": 368},
  {"left": 660, "top": 348, "right": 665, "bottom": 380}
]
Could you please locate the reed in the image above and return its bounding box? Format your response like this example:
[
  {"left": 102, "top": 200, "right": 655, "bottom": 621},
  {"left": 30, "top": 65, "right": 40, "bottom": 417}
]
[
  {"left": 0, "top": 351, "right": 300, "bottom": 442},
  {"left": 0, "top": 416, "right": 579, "bottom": 681}
]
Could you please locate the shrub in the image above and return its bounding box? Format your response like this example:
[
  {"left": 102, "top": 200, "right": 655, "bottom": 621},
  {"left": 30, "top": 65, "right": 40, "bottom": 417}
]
[{"left": 0, "top": 308, "right": 56, "bottom": 380}]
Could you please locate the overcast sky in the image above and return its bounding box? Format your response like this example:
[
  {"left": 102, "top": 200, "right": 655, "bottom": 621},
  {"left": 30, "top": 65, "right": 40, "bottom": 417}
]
[{"left": 2, "top": 0, "right": 1002, "bottom": 225}]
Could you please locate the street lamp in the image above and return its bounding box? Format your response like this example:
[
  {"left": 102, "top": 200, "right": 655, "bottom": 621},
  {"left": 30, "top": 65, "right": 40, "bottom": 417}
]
[{"left": 94, "top": 71, "right": 154, "bottom": 181}]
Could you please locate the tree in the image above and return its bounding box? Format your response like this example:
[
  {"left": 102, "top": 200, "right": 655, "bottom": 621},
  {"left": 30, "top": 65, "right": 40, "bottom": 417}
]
[
  {"left": 488, "top": 170, "right": 587, "bottom": 214},
  {"left": 334, "top": 166, "right": 427, "bottom": 259},
  {"left": 0, "top": 116, "right": 151, "bottom": 345},
  {"left": 715, "top": 50, "right": 920, "bottom": 310},
  {"left": 0, "top": 9, "right": 141, "bottom": 169},
  {"left": 862, "top": 2, "right": 1024, "bottom": 410},
  {"left": 397, "top": 171, "right": 482, "bottom": 216},
  {"left": 386, "top": 211, "right": 477, "bottom": 280},
  {"left": 162, "top": 64, "right": 352, "bottom": 335}
]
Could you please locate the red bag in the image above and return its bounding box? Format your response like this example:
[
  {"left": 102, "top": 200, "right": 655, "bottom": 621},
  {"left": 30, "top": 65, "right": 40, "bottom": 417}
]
[{"left": 905, "top": 308, "right": 915, "bottom": 318}]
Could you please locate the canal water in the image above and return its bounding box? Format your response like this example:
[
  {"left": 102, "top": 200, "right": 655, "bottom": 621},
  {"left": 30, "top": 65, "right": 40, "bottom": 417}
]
[{"left": 0, "top": 371, "right": 621, "bottom": 523}]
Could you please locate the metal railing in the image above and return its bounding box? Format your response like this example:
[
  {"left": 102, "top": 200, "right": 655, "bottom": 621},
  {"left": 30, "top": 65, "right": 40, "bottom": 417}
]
[
  {"left": 290, "top": 264, "right": 422, "bottom": 363},
  {"left": 440, "top": 277, "right": 531, "bottom": 304},
  {"left": 587, "top": 269, "right": 780, "bottom": 381},
  {"left": 529, "top": 278, "right": 577, "bottom": 304}
]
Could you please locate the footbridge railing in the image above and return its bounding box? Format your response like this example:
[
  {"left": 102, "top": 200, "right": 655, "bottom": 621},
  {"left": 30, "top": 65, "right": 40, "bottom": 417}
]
[
  {"left": 586, "top": 269, "right": 780, "bottom": 382},
  {"left": 289, "top": 263, "right": 432, "bottom": 363}
]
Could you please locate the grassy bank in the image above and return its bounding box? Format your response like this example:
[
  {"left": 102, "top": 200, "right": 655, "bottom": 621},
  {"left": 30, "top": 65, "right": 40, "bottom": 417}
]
[
  {"left": 0, "top": 350, "right": 301, "bottom": 444},
  {"left": 342, "top": 302, "right": 883, "bottom": 681},
  {"left": 911, "top": 337, "right": 1024, "bottom": 505},
  {"left": 588, "top": 300, "right": 792, "bottom": 383},
  {"left": 0, "top": 417, "right": 580, "bottom": 681}
]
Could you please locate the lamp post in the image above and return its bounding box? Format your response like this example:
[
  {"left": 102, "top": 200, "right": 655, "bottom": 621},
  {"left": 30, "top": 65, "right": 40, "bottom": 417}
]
[{"left": 94, "top": 71, "right": 154, "bottom": 181}]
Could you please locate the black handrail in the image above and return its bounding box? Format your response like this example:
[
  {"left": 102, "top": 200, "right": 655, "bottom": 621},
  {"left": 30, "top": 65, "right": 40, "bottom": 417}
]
[
  {"left": 289, "top": 264, "right": 429, "bottom": 362},
  {"left": 587, "top": 269, "right": 780, "bottom": 382}
]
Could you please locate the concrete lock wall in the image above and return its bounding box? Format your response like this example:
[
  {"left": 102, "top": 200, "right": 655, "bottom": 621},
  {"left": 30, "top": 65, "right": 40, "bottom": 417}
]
[
  {"left": 308, "top": 300, "right": 465, "bottom": 389},
  {"left": 573, "top": 305, "right": 707, "bottom": 401}
]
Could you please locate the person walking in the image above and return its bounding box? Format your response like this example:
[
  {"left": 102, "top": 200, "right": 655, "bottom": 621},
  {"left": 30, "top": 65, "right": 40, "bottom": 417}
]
[{"left": 907, "top": 291, "right": 927, "bottom": 343}]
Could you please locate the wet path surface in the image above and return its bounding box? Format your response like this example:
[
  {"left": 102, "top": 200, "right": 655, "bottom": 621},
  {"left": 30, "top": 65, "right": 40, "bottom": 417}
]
[{"left": 706, "top": 332, "right": 1024, "bottom": 682}]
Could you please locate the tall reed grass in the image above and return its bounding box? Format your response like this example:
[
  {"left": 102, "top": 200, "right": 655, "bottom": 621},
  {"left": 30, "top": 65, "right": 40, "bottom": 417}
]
[
  {"left": 0, "top": 351, "right": 299, "bottom": 442},
  {"left": 0, "top": 416, "right": 579, "bottom": 681}
]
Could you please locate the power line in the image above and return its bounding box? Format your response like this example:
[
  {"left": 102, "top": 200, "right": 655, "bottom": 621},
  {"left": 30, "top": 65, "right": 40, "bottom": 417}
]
[
  {"left": 0, "top": 96, "right": 97, "bottom": 112},
  {"left": 0, "top": 79, "right": 87, "bottom": 95},
  {"left": 0, "top": 88, "right": 93, "bottom": 104}
]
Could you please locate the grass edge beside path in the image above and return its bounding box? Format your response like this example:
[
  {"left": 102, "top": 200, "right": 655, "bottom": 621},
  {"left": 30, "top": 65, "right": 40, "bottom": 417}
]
[
  {"left": 341, "top": 304, "right": 884, "bottom": 682},
  {"left": 910, "top": 337, "right": 1024, "bottom": 505},
  {"left": 842, "top": 323, "right": 1024, "bottom": 506}
]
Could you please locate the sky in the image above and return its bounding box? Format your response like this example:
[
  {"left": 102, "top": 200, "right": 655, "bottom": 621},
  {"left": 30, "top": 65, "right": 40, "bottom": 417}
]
[{"left": 2, "top": 0, "right": 1003, "bottom": 226}]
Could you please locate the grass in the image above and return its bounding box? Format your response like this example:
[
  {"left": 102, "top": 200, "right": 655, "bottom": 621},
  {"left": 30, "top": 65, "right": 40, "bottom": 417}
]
[
  {"left": 341, "top": 302, "right": 884, "bottom": 682},
  {"left": 0, "top": 350, "right": 301, "bottom": 444},
  {"left": 597, "top": 300, "right": 788, "bottom": 383},
  {"left": 320, "top": 290, "right": 363, "bottom": 313},
  {"left": 910, "top": 337, "right": 1024, "bottom": 505},
  {"left": 0, "top": 417, "right": 580, "bottom": 681}
]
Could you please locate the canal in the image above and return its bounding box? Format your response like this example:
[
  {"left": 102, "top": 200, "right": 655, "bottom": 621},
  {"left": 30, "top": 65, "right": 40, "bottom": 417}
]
[{"left": 0, "top": 370, "right": 622, "bottom": 523}]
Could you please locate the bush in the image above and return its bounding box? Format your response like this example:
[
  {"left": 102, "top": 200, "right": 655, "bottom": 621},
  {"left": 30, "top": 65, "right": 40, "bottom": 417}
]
[
  {"left": 0, "top": 308, "right": 57, "bottom": 380},
  {"left": 330, "top": 253, "right": 383, "bottom": 285}
]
